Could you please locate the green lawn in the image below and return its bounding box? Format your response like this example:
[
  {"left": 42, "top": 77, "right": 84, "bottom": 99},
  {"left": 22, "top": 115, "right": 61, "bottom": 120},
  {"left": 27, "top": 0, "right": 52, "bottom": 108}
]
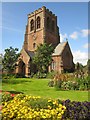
[{"left": 2, "top": 78, "right": 89, "bottom": 102}]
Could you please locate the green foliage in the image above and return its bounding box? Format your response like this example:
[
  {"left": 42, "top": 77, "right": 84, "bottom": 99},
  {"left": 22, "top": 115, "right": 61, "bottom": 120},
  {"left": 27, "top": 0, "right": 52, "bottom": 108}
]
[
  {"left": 47, "top": 71, "right": 57, "bottom": 79},
  {"left": 48, "top": 80, "right": 54, "bottom": 87},
  {"left": 2, "top": 47, "right": 20, "bottom": 74},
  {"left": 2, "top": 93, "right": 13, "bottom": 102},
  {"left": 75, "top": 62, "right": 84, "bottom": 72},
  {"left": 87, "top": 59, "right": 90, "bottom": 74},
  {"left": 27, "top": 98, "right": 49, "bottom": 109},
  {"left": 33, "top": 72, "right": 47, "bottom": 78},
  {"left": 76, "top": 77, "right": 89, "bottom": 90},
  {"left": 33, "top": 43, "right": 54, "bottom": 75},
  {"left": 49, "top": 73, "right": 90, "bottom": 91},
  {"left": 0, "top": 54, "right": 2, "bottom": 70},
  {"left": 61, "top": 81, "right": 79, "bottom": 90},
  {"left": 2, "top": 74, "right": 15, "bottom": 80}
]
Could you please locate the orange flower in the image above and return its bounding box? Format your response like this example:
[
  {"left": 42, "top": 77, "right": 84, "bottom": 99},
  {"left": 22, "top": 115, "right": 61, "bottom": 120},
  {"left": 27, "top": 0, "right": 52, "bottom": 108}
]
[
  {"left": 5, "top": 92, "right": 10, "bottom": 94},
  {"left": 0, "top": 105, "right": 2, "bottom": 110}
]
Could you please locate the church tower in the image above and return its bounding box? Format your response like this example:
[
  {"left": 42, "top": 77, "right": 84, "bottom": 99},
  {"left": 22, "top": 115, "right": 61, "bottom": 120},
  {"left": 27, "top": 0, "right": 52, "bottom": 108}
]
[
  {"left": 23, "top": 6, "right": 60, "bottom": 52},
  {"left": 16, "top": 6, "right": 74, "bottom": 77}
]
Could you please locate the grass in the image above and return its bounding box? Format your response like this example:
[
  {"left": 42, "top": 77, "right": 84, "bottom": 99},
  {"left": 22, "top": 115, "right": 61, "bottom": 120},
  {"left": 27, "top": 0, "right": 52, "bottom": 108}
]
[{"left": 2, "top": 78, "right": 89, "bottom": 102}]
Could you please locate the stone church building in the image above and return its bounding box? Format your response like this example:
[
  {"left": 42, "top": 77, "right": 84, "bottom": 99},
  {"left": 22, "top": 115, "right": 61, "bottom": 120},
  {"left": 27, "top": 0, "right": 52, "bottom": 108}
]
[{"left": 15, "top": 6, "right": 74, "bottom": 77}]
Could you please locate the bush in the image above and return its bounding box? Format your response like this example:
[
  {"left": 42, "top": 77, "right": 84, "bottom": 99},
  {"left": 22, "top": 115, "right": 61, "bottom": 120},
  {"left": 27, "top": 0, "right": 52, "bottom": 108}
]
[
  {"left": 76, "top": 78, "right": 89, "bottom": 90},
  {"left": 61, "top": 81, "right": 79, "bottom": 90},
  {"left": 49, "top": 73, "right": 70, "bottom": 90},
  {"left": 48, "top": 73, "right": 90, "bottom": 91},
  {"left": 62, "top": 99, "right": 90, "bottom": 120},
  {"left": 2, "top": 74, "right": 15, "bottom": 80},
  {"left": 48, "top": 80, "right": 54, "bottom": 87},
  {"left": 33, "top": 72, "right": 47, "bottom": 78},
  {"left": 14, "top": 73, "right": 26, "bottom": 78},
  {"left": 46, "top": 71, "right": 57, "bottom": 79}
]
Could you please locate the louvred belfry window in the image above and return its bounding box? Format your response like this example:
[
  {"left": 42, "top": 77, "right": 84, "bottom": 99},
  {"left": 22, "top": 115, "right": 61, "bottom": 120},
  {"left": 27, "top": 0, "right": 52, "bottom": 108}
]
[
  {"left": 30, "top": 19, "right": 34, "bottom": 31},
  {"left": 37, "top": 16, "right": 40, "bottom": 29}
]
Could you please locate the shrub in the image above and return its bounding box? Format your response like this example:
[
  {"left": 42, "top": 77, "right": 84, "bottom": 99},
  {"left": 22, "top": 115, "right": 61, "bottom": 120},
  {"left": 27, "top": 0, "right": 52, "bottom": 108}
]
[
  {"left": 49, "top": 73, "right": 70, "bottom": 90},
  {"left": 48, "top": 80, "right": 54, "bottom": 87},
  {"left": 14, "top": 73, "right": 25, "bottom": 78},
  {"left": 76, "top": 78, "right": 89, "bottom": 90},
  {"left": 2, "top": 74, "right": 15, "bottom": 80},
  {"left": 61, "top": 81, "right": 79, "bottom": 90},
  {"left": 46, "top": 71, "right": 57, "bottom": 79},
  {"left": 48, "top": 73, "right": 90, "bottom": 91},
  {"left": 33, "top": 72, "right": 47, "bottom": 78}
]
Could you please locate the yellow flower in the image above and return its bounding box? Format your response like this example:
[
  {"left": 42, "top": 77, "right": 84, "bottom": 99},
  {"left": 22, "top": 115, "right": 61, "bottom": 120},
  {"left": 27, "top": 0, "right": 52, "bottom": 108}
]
[{"left": 48, "top": 99, "right": 52, "bottom": 102}]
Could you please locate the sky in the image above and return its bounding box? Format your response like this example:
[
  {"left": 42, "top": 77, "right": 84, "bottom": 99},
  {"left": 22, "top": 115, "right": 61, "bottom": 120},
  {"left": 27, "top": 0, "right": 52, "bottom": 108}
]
[{"left": 1, "top": 2, "right": 89, "bottom": 65}]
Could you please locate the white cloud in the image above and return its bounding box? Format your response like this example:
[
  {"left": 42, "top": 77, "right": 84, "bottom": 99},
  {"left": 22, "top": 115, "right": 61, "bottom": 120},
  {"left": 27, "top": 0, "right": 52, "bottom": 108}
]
[
  {"left": 60, "top": 33, "right": 67, "bottom": 42},
  {"left": 72, "top": 50, "right": 88, "bottom": 65},
  {"left": 69, "top": 29, "right": 90, "bottom": 40},
  {"left": 83, "top": 43, "right": 90, "bottom": 49},
  {"left": 69, "top": 32, "right": 78, "bottom": 40},
  {"left": 81, "top": 29, "right": 90, "bottom": 37}
]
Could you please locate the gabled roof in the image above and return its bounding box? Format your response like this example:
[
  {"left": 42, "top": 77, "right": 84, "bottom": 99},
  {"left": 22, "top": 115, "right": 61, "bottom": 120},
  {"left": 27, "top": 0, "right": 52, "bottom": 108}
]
[
  {"left": 52, "top": 42, "right": 67, "bottom": 56},
  {"left": 20, "top": 48, "right": 35, "bottom": 59},
  {"left": 25, "top": 50, "right": 35, "bottom": 58}
]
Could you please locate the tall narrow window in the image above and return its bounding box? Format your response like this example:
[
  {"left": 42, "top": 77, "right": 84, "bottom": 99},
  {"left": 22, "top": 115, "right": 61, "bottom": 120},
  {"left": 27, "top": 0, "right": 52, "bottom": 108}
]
[
  {"left": 30, "top": 19, "right": 34, "bottom": 31},
  {"left": 37, "top": 16, "right": 40, "bottom": 29},
  {"left": 47, "top": 17, "right": 50, "bottom": 29},
  {"left": 52, "top": 20, "right": 55, "bottom": 32},
  {"left": 33, "top": 43, "right": 36, "bottom": 49},
  {"left": 51, "top": 61, "right": 56, "bottom": 70}
]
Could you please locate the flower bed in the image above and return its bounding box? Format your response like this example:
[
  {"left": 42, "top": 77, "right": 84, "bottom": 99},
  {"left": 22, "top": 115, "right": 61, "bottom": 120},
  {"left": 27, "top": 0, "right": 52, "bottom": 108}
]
[
  {"left": 2, "top": 93, "right": 66, "bottom": 119},
  {"left": 1, "top": 92, "right": 90, "bottom": 120},
  {"left": 62, "top": 99, "right": 90, "bottom": 120}
]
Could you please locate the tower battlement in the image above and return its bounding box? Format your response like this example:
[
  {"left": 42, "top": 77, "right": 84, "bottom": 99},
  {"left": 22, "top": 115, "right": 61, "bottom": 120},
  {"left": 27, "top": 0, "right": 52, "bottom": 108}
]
[{"left": 28, "top": 6, "right": 56, "bottom": 18}]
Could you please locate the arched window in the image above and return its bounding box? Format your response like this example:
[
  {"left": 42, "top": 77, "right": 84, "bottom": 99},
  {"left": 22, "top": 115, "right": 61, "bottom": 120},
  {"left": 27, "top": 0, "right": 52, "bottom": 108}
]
[
  {"left": 51, "top": 61, "right": 56, "bottom": 70},
  {"left": 52, "top": 20, "right": 55, "bottom": 32},
  {"left": 37, "top": 16, "right": 40, "bottom": 29},
  {"left": 47, "top": 17, "right": 50, "bottom": 29},
  {"left": 33, "top": 43, "right": 36, "bottom": 49},
  {"left": 30, "top": 19, "right": 34, "bottom": 31}
]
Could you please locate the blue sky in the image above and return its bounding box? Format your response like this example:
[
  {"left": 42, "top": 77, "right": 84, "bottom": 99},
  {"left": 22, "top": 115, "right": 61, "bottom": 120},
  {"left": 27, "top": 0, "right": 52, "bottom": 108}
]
[{"left": 1, "top": 2, "right": 89, "bottom": 65}]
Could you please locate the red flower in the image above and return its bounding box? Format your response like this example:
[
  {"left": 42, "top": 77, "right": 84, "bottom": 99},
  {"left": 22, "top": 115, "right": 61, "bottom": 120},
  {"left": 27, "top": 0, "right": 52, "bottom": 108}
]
[
  {"left": 11, "top": 94, "right": 15, "bottom": 97},
  {"left": 0, "top": 90, "right": 2, "bottom": 93}
]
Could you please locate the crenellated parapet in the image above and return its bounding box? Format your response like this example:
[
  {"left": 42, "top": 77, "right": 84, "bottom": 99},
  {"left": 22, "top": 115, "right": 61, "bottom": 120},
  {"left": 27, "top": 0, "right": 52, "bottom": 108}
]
[{"left": 28, "top": 6, "right": 57, "bottom": 18}]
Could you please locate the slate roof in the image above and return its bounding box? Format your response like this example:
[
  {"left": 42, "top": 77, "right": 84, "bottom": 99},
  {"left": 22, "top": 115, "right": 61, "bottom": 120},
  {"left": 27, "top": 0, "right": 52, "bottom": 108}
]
[
  {"left": 52, "top": 42, "right": 67, "bottom": 56},
  {"left": 25, "top": 50, "right": 35, "bottom": 58}
]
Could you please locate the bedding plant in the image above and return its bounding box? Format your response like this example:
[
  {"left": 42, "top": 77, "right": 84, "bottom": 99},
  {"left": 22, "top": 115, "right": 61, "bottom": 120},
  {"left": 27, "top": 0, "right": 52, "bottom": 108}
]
[
  {"left": 2, "top": 93, "right": 66, "bottom": 119},
  {"left": 1, "top": 91, "right": 90, "bottom": 120}
]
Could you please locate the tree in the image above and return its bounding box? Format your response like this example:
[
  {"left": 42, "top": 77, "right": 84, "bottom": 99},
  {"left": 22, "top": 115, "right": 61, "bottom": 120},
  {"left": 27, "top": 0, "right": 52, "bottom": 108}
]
[
  {"left": 75, "top": 62, "right": 83, "bottom": 72},
  {"left": 33, "top": 43, "right": 54, "bottom": 75},
  {"left": 87, "top": 59, "right": 90, "bottom": 75},
  {"left": 0, "top": 54, "right": 3, "bottom": 70},
  {"left": 2, "top": 47, "right": 20, "bottom": 74}
]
